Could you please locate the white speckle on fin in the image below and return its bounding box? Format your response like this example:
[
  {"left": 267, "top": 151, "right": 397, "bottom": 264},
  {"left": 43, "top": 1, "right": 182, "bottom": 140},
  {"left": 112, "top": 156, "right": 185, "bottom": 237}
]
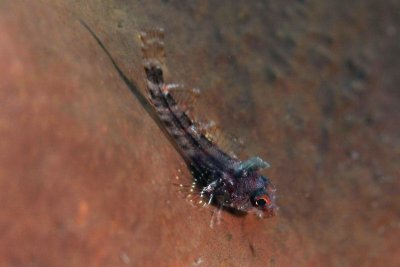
[{"left": 139, "top": 28, "right": 166, "bottom": 68}]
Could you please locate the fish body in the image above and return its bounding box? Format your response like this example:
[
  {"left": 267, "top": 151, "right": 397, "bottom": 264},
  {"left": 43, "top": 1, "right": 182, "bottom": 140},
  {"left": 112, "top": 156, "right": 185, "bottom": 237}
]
[{"left": 140, "top": 29, "right": 276, "bottom": 217}]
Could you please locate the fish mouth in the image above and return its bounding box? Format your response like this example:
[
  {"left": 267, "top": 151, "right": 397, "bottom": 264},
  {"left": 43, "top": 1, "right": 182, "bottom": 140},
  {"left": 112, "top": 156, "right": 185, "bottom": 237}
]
[
  {"left": 263, "top": 203, "right": 277, "bottom": 217},
  {"left": 265, "top": 183, "right": 277, "bottom": 217},
  {"left": 253, "top": 204, "right": 276, "bottom": 218},
  {"left": 252, "top": 200, "right": 277, "bottom": 218},
  {"left": 262, "top": 191, "right": 277, "bottom": 217}
]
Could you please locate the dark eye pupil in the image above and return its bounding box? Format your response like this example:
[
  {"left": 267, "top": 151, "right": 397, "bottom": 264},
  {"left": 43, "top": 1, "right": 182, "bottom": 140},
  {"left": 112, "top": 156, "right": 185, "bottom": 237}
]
[{"left": 256, "top": 198, "right": 266, "bottom": 206}]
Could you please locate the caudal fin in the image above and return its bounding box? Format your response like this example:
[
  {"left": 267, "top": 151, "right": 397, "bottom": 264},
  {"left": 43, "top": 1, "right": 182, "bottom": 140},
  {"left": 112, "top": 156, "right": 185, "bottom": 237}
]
[{"left": 139, "top": 29, "right": 166, "bottom": 84}]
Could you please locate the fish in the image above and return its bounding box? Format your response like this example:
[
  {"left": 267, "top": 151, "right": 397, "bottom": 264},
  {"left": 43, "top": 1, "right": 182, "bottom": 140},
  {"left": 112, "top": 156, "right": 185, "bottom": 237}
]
[{"left": 140, "top": 29, "right": 277, "bottom": 218}]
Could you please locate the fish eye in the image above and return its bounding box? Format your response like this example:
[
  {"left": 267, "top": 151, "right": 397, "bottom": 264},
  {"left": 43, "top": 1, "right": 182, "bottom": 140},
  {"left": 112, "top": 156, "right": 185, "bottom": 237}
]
[
  {"left": 255, "top": 198, "right": 266, "bottom": 207},
  {"left": 254, "top": 195, "right": 271, "bottom": 208}
]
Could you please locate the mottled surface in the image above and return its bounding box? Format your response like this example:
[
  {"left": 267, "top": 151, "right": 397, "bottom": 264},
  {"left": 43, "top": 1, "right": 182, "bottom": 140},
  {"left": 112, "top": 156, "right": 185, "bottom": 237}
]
[{"left": 0, "top": 0, "right": 399, "bottom": 266}]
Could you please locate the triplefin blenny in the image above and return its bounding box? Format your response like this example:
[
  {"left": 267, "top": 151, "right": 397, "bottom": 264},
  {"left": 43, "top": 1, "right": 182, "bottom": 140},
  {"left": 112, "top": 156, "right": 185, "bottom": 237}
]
[{"left": 139, "top": 29, "right": 276, "bottom": 218}]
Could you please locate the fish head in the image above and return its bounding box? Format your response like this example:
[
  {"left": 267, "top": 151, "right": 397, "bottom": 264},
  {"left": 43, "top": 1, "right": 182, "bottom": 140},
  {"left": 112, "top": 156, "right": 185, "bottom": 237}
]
[{"left": 249, "top": 175, "right": 277, "bottom": 217}]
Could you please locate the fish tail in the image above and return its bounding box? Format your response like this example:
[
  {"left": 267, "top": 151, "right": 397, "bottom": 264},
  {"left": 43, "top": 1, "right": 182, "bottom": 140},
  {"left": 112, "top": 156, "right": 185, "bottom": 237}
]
[{"left": 139, "top": 29, "right": 166, "bottom": 85}]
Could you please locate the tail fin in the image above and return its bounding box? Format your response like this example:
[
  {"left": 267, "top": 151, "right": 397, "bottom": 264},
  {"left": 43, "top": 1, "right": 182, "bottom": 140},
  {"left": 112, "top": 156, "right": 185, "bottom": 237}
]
[{"left": 139, "top": 29, "right": 166, "bottom": 84}]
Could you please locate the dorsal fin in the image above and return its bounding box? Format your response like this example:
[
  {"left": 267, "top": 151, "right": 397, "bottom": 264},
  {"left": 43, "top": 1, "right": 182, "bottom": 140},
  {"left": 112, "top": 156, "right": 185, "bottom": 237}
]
[
  {"left": 192, "top": 117, "right": 245, "bottom": 158},
  {"left": 192, "top": 119, "right": 217, "bottom": 135},
  {"left": 237, "top": 156, "right": 270, "bottom": 173},
  {"left": 165, "top": 83, "right": 201, "bottom": 112},
  {"left": 213, "top": 131, "right": 245, "bottom": 159}
]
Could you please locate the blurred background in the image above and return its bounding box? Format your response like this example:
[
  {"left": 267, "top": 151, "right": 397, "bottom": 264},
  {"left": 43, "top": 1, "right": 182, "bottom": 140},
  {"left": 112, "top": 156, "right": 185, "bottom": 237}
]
[{"left": 0, "top": 0, "right": 399, "bottom": 266}]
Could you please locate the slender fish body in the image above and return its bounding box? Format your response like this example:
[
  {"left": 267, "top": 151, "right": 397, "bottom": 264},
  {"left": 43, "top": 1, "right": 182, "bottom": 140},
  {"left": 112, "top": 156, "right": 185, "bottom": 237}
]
[{"left": 140, "top": 29, "right": 276, "bottom": 217}]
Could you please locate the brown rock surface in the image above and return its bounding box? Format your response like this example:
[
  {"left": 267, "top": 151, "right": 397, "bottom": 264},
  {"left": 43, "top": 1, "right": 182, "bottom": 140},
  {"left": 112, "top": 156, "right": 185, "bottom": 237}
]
[{"left": 0, "top": 0, "right": 399, "bottom": 266}]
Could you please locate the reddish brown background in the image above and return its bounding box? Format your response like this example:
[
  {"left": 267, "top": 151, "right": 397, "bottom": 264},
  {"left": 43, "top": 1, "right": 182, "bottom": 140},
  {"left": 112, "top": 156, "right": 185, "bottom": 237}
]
[{"left": 0, "top": 0, "right": 399, "bottom": 266}]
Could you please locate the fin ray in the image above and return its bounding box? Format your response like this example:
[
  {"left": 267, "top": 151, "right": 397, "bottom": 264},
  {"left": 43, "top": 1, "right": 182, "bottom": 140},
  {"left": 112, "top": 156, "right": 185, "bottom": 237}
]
[
  {"left": 166, "top": 83, "right": 201, "bottom": 111},
  {"left": 139, "top": 29, "right": 166, "bottom": 68}
]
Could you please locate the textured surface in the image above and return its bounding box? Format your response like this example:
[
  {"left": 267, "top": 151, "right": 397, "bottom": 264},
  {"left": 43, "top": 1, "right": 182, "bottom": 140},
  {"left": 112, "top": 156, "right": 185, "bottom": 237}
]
[{"left": 0, "top": 0, "right": 399, "bottom": 266}]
